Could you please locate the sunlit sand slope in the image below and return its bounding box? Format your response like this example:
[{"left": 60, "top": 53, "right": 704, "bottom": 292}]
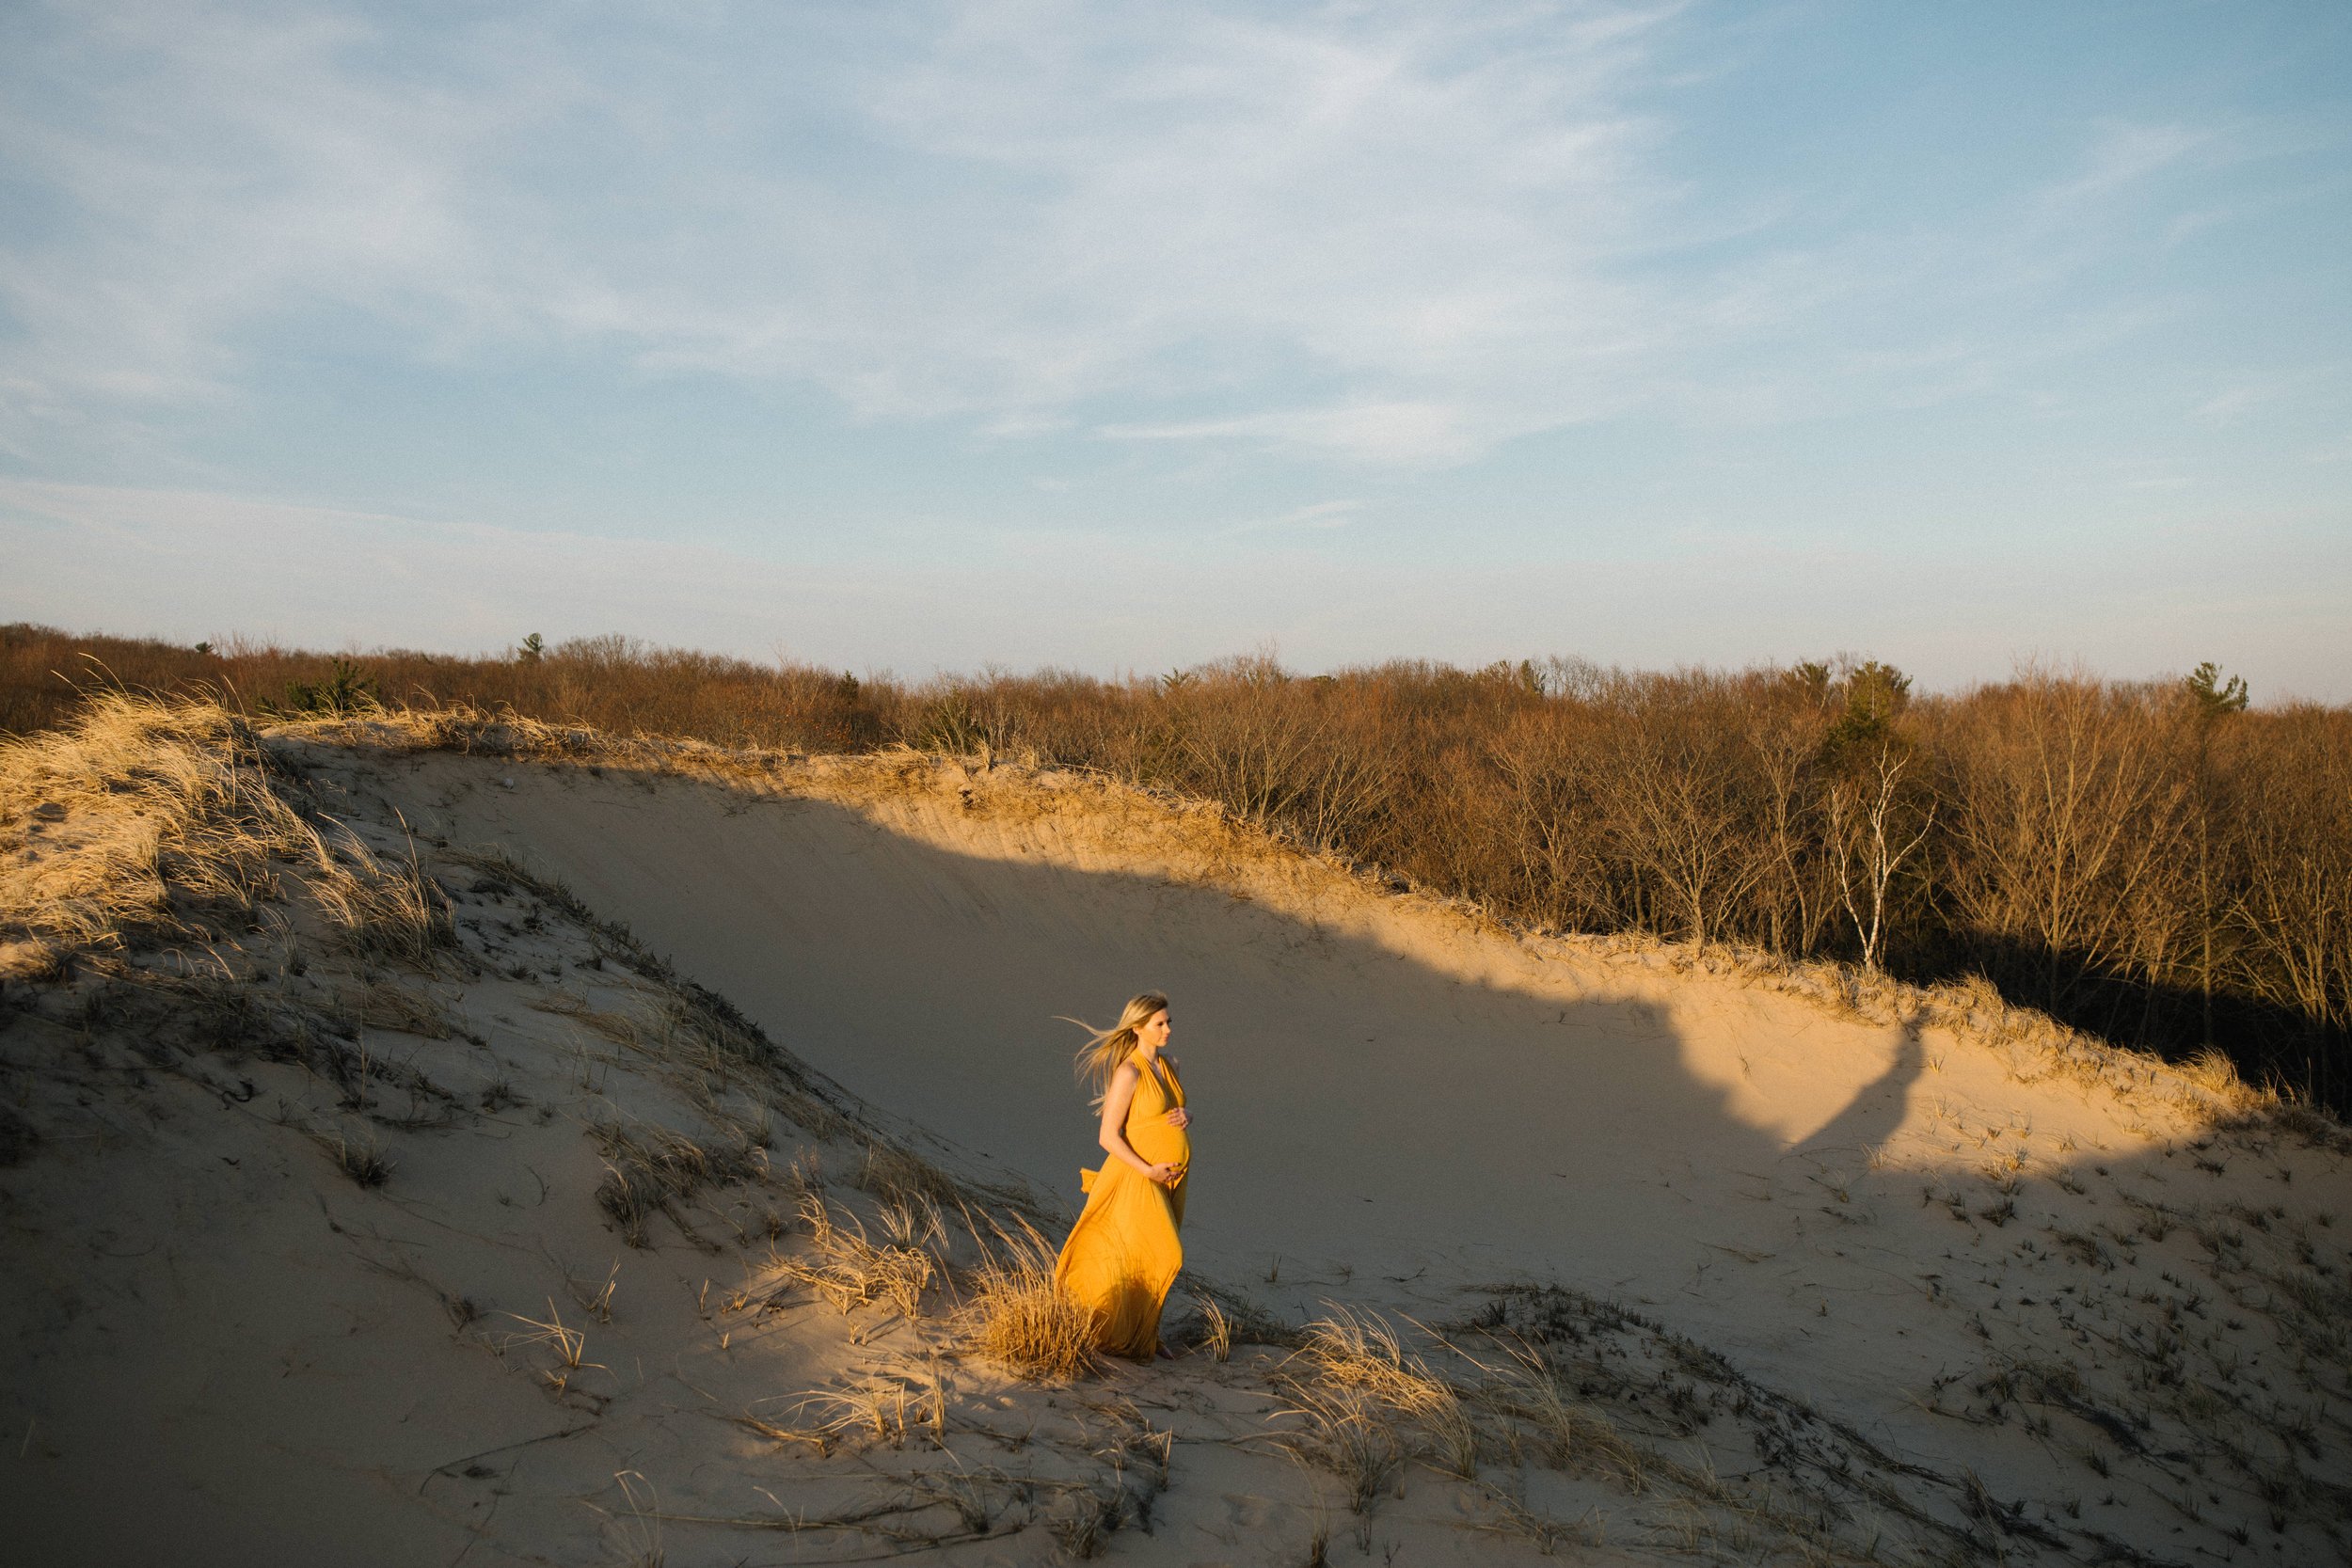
[{"left": 4, "top": 704, "right": 2346, "bottom": 1566}]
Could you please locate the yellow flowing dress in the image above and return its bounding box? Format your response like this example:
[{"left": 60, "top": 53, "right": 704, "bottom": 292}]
[{"left": 1053, "top": 1055, "right": 1188, "bottom": 1358}]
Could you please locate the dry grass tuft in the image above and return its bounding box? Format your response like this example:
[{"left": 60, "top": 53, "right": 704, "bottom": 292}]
[
  {"left": 562, "top": 1259, "right": 621, "bottom": 1324},
  {"left": 790, "top": 1371, "right": 946, "bottom": 1451},
  {"left": 728, "top": 1410, "right": 834, "bottom": 1458},
  {"left": 953, "top": 1211, "right": 1098, "bottom": 1381},
  {"left": 875, "top": 1192, "right": 947, "bottom": 1253},
  {"left": 1047, "top": 1481, "right": 1120, "bottom": 1560},
  {"left": 1275, "top": 1382, "right": 1406, "bottom": 1513},
  {"left": 0, "top": 693, "right": 310, "bottom": 961},
  {"left": 1198, "top": 1299, "right": 1233, "bottom": 1363},
  {"left": 1465, "top": 1335, "right": 1648, "bottom": 1490},
  {"left": 326, "top": 1125, "right": 394, "bottom": 1188},
  {"left": 308, "top": 821, "right": 456, "bottom": 970},
  {"left": 498, "top": 1298, "right": 604, "bottom": 1399},
  {"left": 345, "top": 978, "right": 454, "bottom": 1038},
  {"left": 593, "top": 1122, "right": 771, "bottom": 1248},
  {"left": 856, "top": 1138, "right": 969, "bottom": 1209},
  {"left": 2176, "top": 1046, "right": 2265, "bottom": 1117},
  {"left": 1470, "top": 1490, "right": 1606, "bottom": 1554},
  {"left": 761, "top": 1192, "right": 936, "bottom": 1321},
  {"left": 1288, "top": 1307, "right": 1481, "bottom": 1481}
]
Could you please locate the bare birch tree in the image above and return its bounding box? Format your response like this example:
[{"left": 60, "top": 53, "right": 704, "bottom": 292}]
[{"left": 1826, "top": 742, "right": 1934, "bottom": 971}]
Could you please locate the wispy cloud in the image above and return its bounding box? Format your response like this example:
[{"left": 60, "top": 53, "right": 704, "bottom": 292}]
[
  {"left": 2044, "top": 120, "right": 2217, "bottom": 207},
  {"left": 2195, "top": 385, "right": 2272, "bottom": 427},
  {"left": 1221, "top": 498, "right": 1362, "bottom": 536},
  {"left": 0, "top": 0, "right": 1690, "bottom": 466},
  {"left": 1104, "top": 403, "right": 1487, "bottom": 467},
  {"left": 0, "top": 4, "right": 549, "bottom": 411},
  {"left": 0, "top": 1, "right": 2340, "bottom": 476}
]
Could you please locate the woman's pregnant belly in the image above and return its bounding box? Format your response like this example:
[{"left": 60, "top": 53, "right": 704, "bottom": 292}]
[{"left": 1127, "top": 1113, "right": 1189, "bottom": 1170}]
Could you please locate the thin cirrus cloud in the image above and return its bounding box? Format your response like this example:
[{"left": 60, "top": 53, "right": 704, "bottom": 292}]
[
  {"left": 1220, "top": 498, "right": 1363, "bottom": 536},
  {"left": 0, "top": 0, "right": 2315, "bottom": 467},
  {"left": 0, "top": 4, "right": 529, "bottom": 408},
  {"left": 4, "top": 0, "right": 1697, "bottom": 465},
  {"left": 3, "top": 2, "right": 2336, "bottom": 457}
]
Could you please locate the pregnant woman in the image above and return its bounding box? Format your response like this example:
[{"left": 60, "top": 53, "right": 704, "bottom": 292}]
[{"left": 1053, "top": 991, "right": 1191, "bottom": 1359}]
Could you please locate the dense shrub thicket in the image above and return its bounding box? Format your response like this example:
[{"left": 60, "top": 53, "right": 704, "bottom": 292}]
[{"left": 8, "top": 622, "right": 2346, "bottom": 1111}]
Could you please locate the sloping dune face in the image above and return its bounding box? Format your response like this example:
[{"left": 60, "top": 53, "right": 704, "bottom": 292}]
[
  {"left": 384, "top": 744, "right": 2352, "bottom": 1554},
  {"left": 8, "top": 709, "right": 2348, "bottom": 1567},
  {"left": 404, "top": 756, "right": 1932, "bottom": 1306}
]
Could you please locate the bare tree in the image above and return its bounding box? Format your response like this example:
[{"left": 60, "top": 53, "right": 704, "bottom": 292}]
[
  {"left": 1590, "top": 681, "right": 1770, "bottom": 950},
  {"left": 1744, "top": 694, "right": 1834, "bottom": 957},
  {"left": 1487, "top": 709, "right": 1610, "bottom": 932},
  {"left": 1939, "top": 672, "right": 2178, "bottom": 1009},
  {"left": 2225, "top": 706, "right": 2352, "bottom": 1100},
  {"left": 8, "top": 627, "right": 2348, "bottom": 1111},
  {"left": 1825, "top": 742, "right": 1934, "bottom": 971}
]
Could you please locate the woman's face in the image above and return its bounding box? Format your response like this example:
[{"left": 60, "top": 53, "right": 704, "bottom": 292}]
[{"left": 1136, "top": 1009, "right": 1171, "bottom": 1052}]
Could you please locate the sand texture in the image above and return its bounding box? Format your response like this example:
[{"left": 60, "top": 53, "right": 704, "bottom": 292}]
[{"left": 3, "top": 701, "right": 2347, "bottom": 1566}]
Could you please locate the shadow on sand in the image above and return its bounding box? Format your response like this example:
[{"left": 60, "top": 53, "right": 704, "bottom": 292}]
[{"left": 412, "top": 759, "right": 1923, "bottom": 1301}]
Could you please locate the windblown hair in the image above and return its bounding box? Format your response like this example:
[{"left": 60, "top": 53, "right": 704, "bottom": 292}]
[{"left": 1066, "top": 991, "right": 1170, "bottom": 1108}]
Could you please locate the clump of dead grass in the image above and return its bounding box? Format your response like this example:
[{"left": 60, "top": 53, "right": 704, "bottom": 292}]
[
  {"left": 307, "top": 821, "right": 455, "bottom": 970},
  {"left": 497, "top": 1297, "right": 605, "bottom": 1401},
  {"left": 758, "top": 1192, "right": 936, "bottom": 1321},
  {"left": 1184, "top": 1280, "right": 1302, "bottom": 1352},
  {"left": 1275, "top": 1381, "right": 1406, "bottom": 1513},
  {"left": 1287, "top": 1307, "right": 1481, "bottom": 1481},
  {"left": 326, "top": 1125, "right": 394, "bottom": 1187},
  {"left": 343, "top": 977, "right": 454, "bottom": 1038},
  {"left": 790, "top": 1369, "right": 947, "bottom": 1451},
  {"left": 953, "top": 1211, "right": 1097, "bottom": 1381},
  {"left": 0, "top": 693, "right": 310, "bottom": 962},
  {"left": 856, "top": 1139, "right": 967, "bottom": 1209},
  {"left": 1465, "top": 1334, "right": 1648, "bottom": 1489},
  {"left": 593, "top": 1120, "right": 771, "bottom": 1248},
  {"left": 1197, "top": 1299, "right": 1232, "bottom": 1362}
]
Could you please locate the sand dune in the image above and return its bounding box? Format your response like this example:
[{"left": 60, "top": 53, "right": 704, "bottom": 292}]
[
  {"left": 398, "top": 757, "right": 2022, "bottom": 1358},
  {"left": 4, "top": 705, "right": 2346, "bottom": 1565}
]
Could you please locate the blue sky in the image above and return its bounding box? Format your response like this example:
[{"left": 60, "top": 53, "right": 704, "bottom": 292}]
[{"left": 3, "top": 1, "right": 2347, "bottom": 696}]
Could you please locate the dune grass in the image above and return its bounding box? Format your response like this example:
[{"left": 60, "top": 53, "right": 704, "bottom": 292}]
[
  {"left": 953, "top": 1211, "right": 1099, "bottom": 1382},
  {"left": 760, "top": 1192, "right": 938, "bottom": 1321},
  {"left": 309, "top": 821, "right": 456, "bottom": 970},
  {"left": 0, "top": 692, "right": 310, "bottom": 963}
]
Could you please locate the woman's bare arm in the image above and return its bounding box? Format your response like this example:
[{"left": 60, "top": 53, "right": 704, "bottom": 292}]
[{"left": 1098, "top": 1063, "right": 1179, "bottom": 1185}]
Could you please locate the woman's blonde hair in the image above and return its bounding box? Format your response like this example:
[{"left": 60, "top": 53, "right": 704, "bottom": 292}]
[{"left": 1066, "top": 991, "right": 1170, "bottom": 1106}]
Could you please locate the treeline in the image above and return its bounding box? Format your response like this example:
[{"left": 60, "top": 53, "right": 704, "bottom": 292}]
[{"left": 7, "top": 623, "right": 2347, "bottom": 1111}]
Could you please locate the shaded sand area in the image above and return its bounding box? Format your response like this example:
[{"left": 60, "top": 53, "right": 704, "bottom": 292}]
[{"left": 4, "top": 702, "right": 2349, "bottom": 1566}]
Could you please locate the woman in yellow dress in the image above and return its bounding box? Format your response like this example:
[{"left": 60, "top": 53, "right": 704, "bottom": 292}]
[{"left": 1052, "top": 991, "right": 1191, "bottom": 1359}]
